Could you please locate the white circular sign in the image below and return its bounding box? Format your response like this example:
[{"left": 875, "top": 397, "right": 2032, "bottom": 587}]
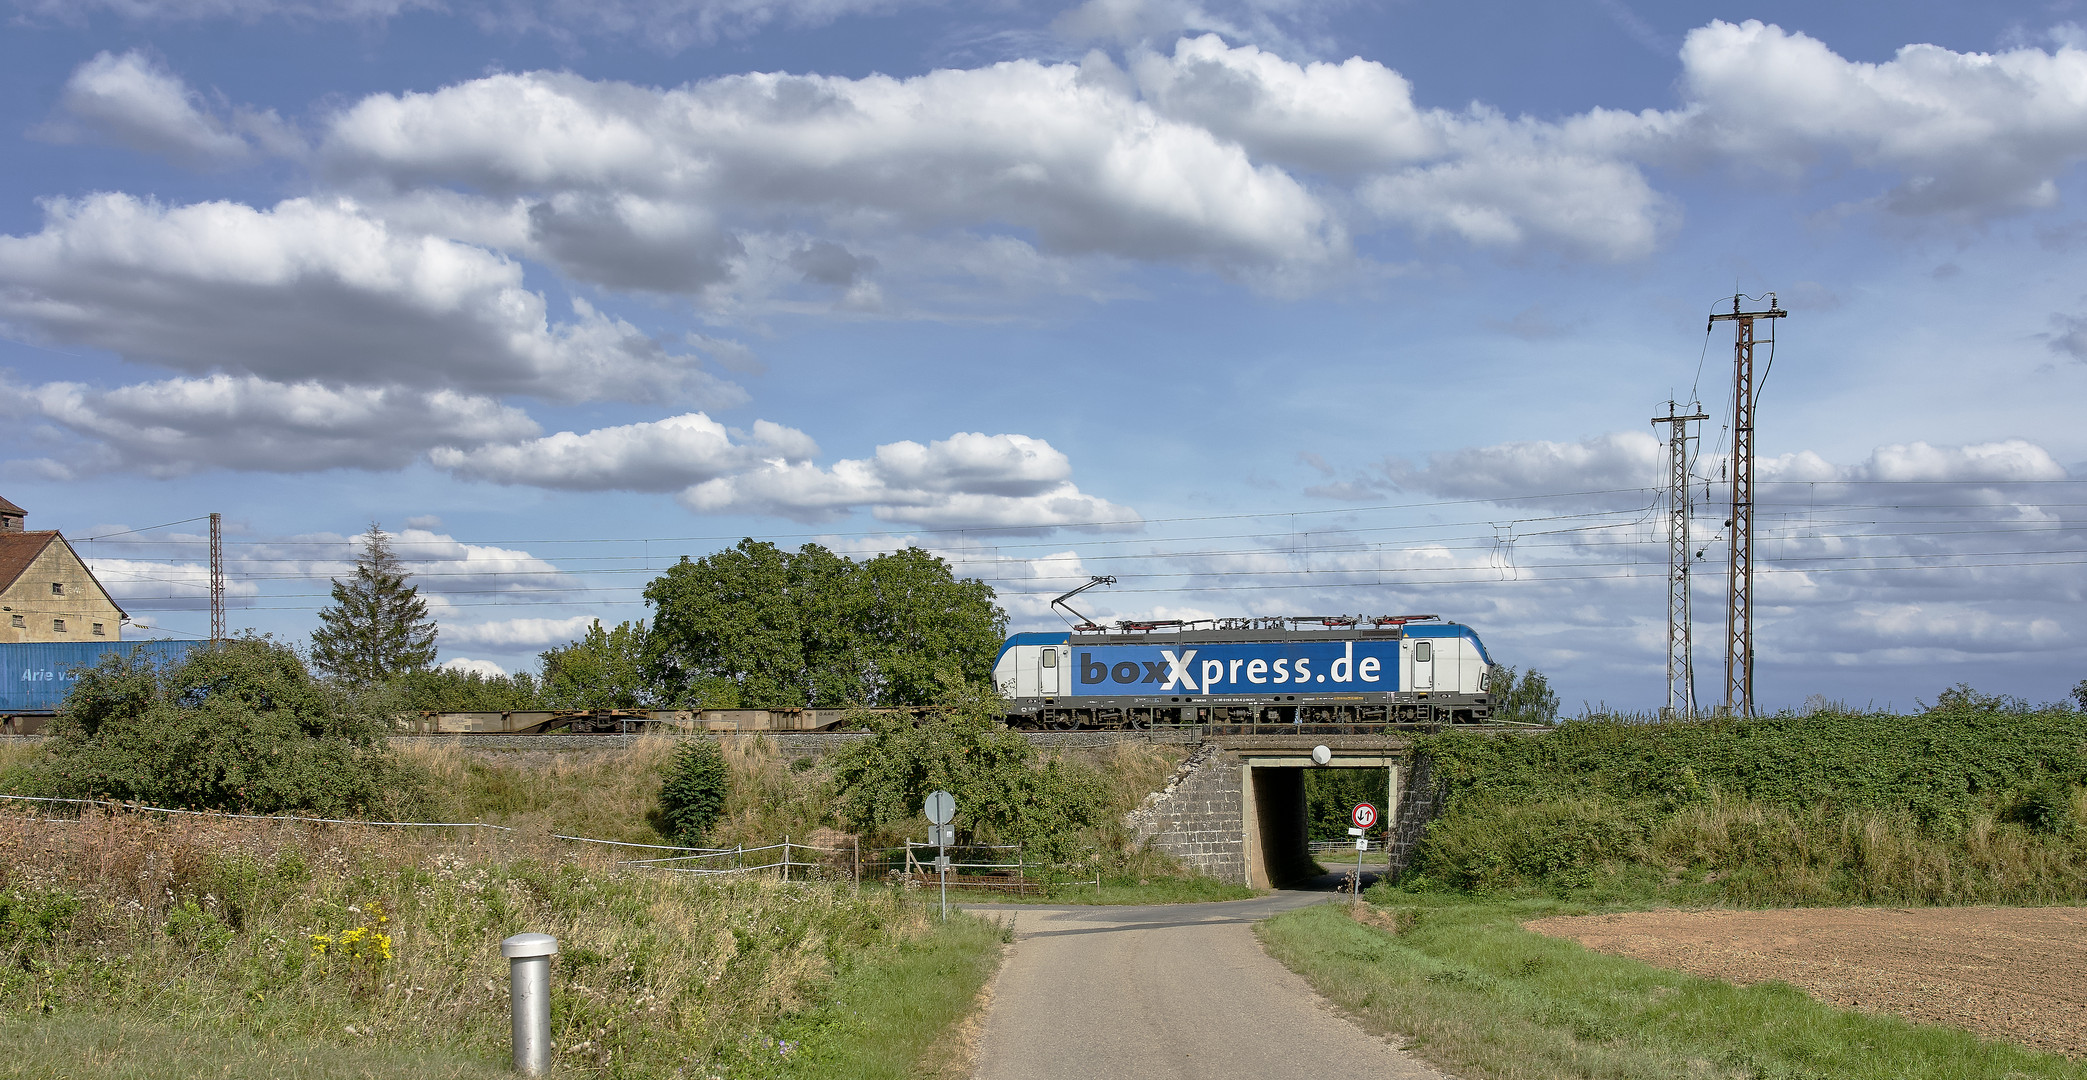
[
  {"left": 1352, "top": 802, "right": 1379, "bottom": 829},
  {"left": 924, "top": 790, "right": 956, "bottom": 825},
  {"left": 1311, "top": 745, "right": 1331, "bottom": 765}
]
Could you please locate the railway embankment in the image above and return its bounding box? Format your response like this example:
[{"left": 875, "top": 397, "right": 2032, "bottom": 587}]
[
  {"left": 1249, "top": 699, "right": 2087, "bottom": 1080},
  {"left": 1400, "top": 704, "right": 2087, "bottom": 905}
]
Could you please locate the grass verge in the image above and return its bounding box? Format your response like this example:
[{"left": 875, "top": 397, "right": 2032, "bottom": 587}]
[
  {"left": 1256, "top": 892, "right": 2087, "bottom": 1080},
  {"left": 0, "top": 1013, "right": 514, "bottom": 1080},
  {"left": 0, "top": 808, "right": 948, "bottom": 1078},
  {"left": 721, "top": 911, "right": 1008, "bottom": 1079}
]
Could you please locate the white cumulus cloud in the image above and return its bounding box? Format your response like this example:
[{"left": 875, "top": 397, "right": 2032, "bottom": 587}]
[
  {"left": 319, "top": 63, "right": 1342, "bottom": 278},
  {"left": 1673, "top": 20, "right": 2087, "bottom": 217},
  {"left": 679, "top": 431, "right": 1138, "bottom": 529},
  {"left": 35, "top": 50, "right": 299, "bottom": 165},
  {"left": 432, "top": 412, "right": 816, "bottom": 491},
  {"left": 0, "top": 193, "right": 743, "bottom": 406},
  {"left": 442, "top": 615, "right": 596, "bottom": 649},
  {"left": 437, "top": 656, "right": 510, "bottom": 677},
  {"left": 2, "top": 373, "right": 538, "bottom": 476}
]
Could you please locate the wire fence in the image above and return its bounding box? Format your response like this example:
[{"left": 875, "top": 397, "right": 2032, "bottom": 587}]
[
  {"left": 0, "top": 794, "right": 1098, "bottom": 893},
  {"left": 1307, "top": 838, "right": 1386, "bottom": 855}
]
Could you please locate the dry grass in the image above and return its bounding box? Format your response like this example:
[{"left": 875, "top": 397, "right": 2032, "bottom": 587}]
[
  {"left": 396, "top": 735, "right": 685, "bottom": 844},
  {"left": 0, "top": 807, "right": 932, "bottom": 1078},
  {"left": 1080, "top": 742, "right": 1187, "bottom": 815},
  {"left": 1647, "top": 794, "right": 2087, "bottom": 905},
  {"left": 0, "top": 1013, "right": 514, "bottom": 1080},
  {"left": 710, "top": 737, "right": 841, "bottom": 849},
  {"left": 0, "top": 740, "right": 47, "bottom": 794}
]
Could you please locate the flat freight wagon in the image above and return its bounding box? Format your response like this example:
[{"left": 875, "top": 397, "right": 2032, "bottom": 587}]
[{"left": 1, "top": 640, "right": 202, "bottom": 734}]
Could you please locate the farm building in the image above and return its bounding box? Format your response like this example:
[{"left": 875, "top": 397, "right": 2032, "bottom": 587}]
[{"left": 0, "top": 496, "right": 125, "bottom": 644}]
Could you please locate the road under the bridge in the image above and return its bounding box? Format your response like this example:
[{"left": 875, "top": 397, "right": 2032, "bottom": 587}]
[
  {"left": 966, "top": 887, "right": 1449, "bottom": 1080},
  {"left": 1243, "top": 750, "right": 1403, "bottom": 889}
]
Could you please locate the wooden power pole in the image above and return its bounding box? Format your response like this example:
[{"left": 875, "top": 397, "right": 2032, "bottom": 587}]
[{"left": 1709, "top": 295, "right": 1785, "bottom": 717}]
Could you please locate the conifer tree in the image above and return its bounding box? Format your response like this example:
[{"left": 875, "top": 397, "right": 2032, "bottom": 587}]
[{"left": 311, "top": 523, "right": 438, "bottom": 684}]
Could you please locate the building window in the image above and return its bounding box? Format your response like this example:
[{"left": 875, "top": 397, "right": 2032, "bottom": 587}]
[
  {"left": 53, "top": 618, "right": 66, "bottom": 632},
  {"left": 92, "top": 622, "right": 105, "bottom": 636},
  {"left": 51, "top": 582, "right": 63, "bottom": 595},
  {"left": 8, "top": 614, "right": 20, "bottom": 628}
]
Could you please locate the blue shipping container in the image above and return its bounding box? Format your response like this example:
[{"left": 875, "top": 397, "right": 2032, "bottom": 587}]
[{"left": 0, "top": 640, "right": 204, "bottom": 713}]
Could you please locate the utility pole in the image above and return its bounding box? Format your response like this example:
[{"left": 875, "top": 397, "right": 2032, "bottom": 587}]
[
  {"left": 1652, "top": 403, "right": 1708, "bottom": 718},
  {"left": 1708, "top": 295, "right": 1785, "bottom": 717},
  {"left": 209, "top": 512, "right": 225, "bottom": 642}
]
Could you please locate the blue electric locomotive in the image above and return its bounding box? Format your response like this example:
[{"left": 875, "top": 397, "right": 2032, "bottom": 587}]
[{"left": 990, "top": 579, "right": 1494, "bottom": 730}]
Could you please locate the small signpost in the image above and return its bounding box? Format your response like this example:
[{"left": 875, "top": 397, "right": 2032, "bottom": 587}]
[
  {"left": 925, "top": 790, "right": 956, "bottom": 920},
  {"left": 1349, "top": 802, "right": 1379, "bottom": 897}
]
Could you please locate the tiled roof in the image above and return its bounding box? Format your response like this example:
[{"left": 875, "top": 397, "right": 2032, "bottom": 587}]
[
  {"left": 0, "top": 531, "right": 57, "bottom": 593},
  {"left": 0, "top": 532, "right": 127, "bottom": 619},
  {"left": 0, "top": 494, "right": 22, "bottom": 515}
]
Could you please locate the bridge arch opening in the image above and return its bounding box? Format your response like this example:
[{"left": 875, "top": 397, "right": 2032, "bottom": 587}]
[{"left": 1241, "top": 753, "right": 1401, "bottom": 889}]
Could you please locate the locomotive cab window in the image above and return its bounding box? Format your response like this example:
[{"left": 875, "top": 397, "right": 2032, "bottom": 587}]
[
  {"left": 1414, "top": 642, "right": 1432, "bottom": 662},
  {"left": 1041, "top": 650, "right": 1057, "bottom": 668}
]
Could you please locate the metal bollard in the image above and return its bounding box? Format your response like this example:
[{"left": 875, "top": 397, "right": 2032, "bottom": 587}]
[{"left": 501, "top": 932, "right": 558, "bottom": 1076}]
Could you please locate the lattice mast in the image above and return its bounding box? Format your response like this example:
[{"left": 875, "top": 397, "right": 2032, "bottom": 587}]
[
  {"left": 1653, "top": 403, "right": 1708, "bottom": 718},
  {"left": 1709, "top": 295, "right": 1785, "bottom": 717},
  {"left": 209, "top": 511, "right": 225, "bottom": 642}
]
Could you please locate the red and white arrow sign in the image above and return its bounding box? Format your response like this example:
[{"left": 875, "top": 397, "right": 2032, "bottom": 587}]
[{"left": 1352, "top": 802, "right": 1378, "bottom": 829}]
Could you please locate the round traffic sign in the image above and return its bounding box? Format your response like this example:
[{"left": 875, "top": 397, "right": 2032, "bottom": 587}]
[
  {"left": 925, "top": 790, "right": 956, "bottom": 825},
  {"left": 1352, "top": 802, "right": 1378, "bottom": 829}
]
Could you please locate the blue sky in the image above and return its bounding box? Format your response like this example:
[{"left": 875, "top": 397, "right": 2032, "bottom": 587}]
[{"left": 5, "top": 0, "right": 2087, "bottom": 712}]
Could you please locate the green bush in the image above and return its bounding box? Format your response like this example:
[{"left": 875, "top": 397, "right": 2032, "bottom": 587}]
[
  {"left": 1414, "top": 798, "right": 1649, "bottom": 890},
  {"left": 1405, "top": 702, "right": 2087, "bottom": 903},
  {"left": 659, "top": 738, "right": 730, "bottom": 845},
  {"left": 827, "top": 681, "right": 1110, "bottom": 860},
  {"left": 2004, "top": 778, "right": 2077, "bottom": 834},
  {"left": 31, "top": 637, "right": 429, "bottom": 818}
]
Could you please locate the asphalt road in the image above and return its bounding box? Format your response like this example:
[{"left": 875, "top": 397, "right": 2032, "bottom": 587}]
[{"left": 966, "top": 882, "right": 1450, "bottom": 1080}]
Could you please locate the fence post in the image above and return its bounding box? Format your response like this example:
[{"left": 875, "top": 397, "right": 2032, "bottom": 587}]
[{"left": 501, "top": 933, "right": 558, "bottom": 1076}]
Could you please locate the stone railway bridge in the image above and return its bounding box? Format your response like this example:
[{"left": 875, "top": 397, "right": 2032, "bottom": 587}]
[{"left": 383, "top": 728, "right": 1501, "bottom": 887}]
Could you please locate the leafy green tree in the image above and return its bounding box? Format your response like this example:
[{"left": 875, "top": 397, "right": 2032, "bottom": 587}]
[
  {"left": 645, "top": 541, "right": 805, "bottom": 708},
  {"left": 657, "top": 739, "right": 730, "bottom": 846},
  {"left": 828, "top": 681, "right": 1107, "bottom": 860},
  {"left": 311, "top": 524, "right": 437, "bottom": 684},
  {"left": 1488, "top": 664, "right": 1560, "bottom": 725},
  {"left": 540, "top": 620, "right": 656, "bottom": 709},
  {"left": 35, "top": 637, "right": 428, "bottom": 816},
  {"left": 389, "top": 665, "right": 542, "bottom": 712},
  {"left": 642, "top": 540, "right": 1005, "bottom": 708},
  {"left": 858, "top": 547, "right": 1006, "bottom": 706},
  {"left": 791, "top": 544, "right": 879, "bottom": 708}
]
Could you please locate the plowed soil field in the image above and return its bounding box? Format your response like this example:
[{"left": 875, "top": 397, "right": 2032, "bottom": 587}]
[{"left": 1526, "top": 907, "right": 2087, "bottom": 1058}]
